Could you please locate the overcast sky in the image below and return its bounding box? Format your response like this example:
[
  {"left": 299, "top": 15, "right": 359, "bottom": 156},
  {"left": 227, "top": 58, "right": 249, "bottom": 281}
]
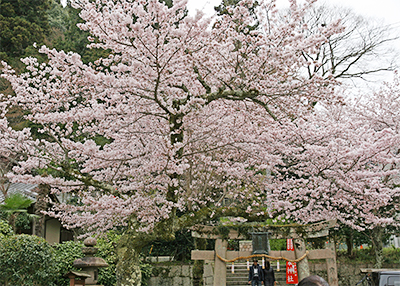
[
  {"left": 187, "top": 0, "right": 400, "bottom": 73},
  {"left": 186, "top": 0, "right": 400, "bottom": 26},
  {"left": 185, "top": 0, "right": 400, "bottom": 88}
]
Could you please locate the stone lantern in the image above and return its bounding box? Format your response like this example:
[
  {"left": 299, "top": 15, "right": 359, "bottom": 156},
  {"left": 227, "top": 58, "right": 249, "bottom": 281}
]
[{"left": 73, "top": 237, "right": 109, "bottom": 286}]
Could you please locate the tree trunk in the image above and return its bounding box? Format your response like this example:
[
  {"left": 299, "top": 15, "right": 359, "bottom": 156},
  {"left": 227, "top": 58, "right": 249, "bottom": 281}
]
[
  {"left": 114, "top": 111, "right": 185, "bottom": 286},
  {"left": 8, "top": 213, "right": 16, "bottom": 234},
  {"left": 345, "top": 231, "right": 354, "bottom": 257},
  {"left": 115, "top": 232, "right": 144, "bottom": 286},
  {"left": 371, "top": 226, "right": 384, "bottom": 268},
  {"left": 33, "top": 184, "right": 49, "bottom": 238}
]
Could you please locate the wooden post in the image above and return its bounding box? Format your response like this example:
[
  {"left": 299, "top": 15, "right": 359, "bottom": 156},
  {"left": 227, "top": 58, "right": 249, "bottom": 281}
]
[
  {"left": 64, "top": 271, "right": 90, "bottom": 286},
  {"left": 214, "top": 239, "right": 228, "bottom": 286},
  {"left": 293, "top": 237, "right": 310, "bottom": 282},
  {"left": 326, "top": 240, "right": 339, "bottom": 286}
]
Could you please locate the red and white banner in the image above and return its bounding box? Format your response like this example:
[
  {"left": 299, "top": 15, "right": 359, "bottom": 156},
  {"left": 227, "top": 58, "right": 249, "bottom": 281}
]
[
  {"left": 287, "top": 238, "right": 294, "bottom": 251},
  {"left": 286, "top": 239, "right": 298, "bottom": 284},
  {"left": 286, "top": 261, "right": 299, "bottom": 284}
]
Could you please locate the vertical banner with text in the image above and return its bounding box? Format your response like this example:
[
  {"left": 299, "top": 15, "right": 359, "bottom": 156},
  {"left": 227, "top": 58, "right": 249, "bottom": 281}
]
[{"left": 286, "top": 239, "right": 299, "bottom": 284}]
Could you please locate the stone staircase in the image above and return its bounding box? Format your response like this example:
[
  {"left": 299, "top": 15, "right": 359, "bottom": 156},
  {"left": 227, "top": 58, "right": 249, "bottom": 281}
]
[{"left": 226, "top": 262, "right": 289, "bottom": 286}]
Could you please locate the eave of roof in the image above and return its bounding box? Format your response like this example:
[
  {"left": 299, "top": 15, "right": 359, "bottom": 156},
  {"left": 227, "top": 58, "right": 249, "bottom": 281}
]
[{"left": 0, "top": 183, "right": 38, "bottom": 204}]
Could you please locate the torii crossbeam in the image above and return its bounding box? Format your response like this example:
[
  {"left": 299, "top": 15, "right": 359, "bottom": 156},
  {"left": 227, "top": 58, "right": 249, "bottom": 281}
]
[{"left": 191, "top": 220, "right": 338, "bottom": 286}]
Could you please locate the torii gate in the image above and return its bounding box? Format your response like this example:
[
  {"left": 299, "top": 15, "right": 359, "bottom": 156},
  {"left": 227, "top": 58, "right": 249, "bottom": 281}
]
[{"left": 191, "top": 220, "right": 338, "bottom": 286}]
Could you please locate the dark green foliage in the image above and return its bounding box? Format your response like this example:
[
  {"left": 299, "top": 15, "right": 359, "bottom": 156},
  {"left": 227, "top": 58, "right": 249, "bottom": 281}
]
[
  {"left": 97, "top": 232, "right": 120, "bottom": 286},
  {"left": 140, "top": 259, "right": 153, "bottom": 286},
  {"left": 144, "top": 229, "right": 195, "bottom": 262},
  {"left": 330, "top": 225, "right": 390, "bottom": 259},
  {"left": 0, "top": 0, "right": 50, "bottom": 61},
  {"left": 160, "top": 0, "right": 173, "bottom": 8},
  {"left": 270, "top": 239, "right": 287, "bottom": 251},
  {"left": 337, "top": 247, "right": 400, "bottom": 265},
  {"left": 0, "top": 234, "right": 57, "bottom": 286},
  {"left": 15, "top": 211, "right": 33, "bottom": 231},
  {"left": 52, "top": 240, "right": 84, "bottom": 286},
  {"left": 48, "top": 0, "right": 69, "bottom": 32},
  {"left": 0, "top": 193, "right": 36, "bottom": 233}
]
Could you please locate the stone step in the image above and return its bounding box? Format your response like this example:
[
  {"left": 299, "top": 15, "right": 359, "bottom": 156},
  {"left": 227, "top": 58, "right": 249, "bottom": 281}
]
[{"left": 226, "top": 263, "right": 292, "bottom": 286}]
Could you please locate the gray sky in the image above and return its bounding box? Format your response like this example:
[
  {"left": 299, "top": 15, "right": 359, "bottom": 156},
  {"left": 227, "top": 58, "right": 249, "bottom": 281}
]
[
  {"left": 186, "top": 0, "right": 400, "bottom": 87},
  {"left": 186, "top": 0, "right": 400, "bottom": 27}
]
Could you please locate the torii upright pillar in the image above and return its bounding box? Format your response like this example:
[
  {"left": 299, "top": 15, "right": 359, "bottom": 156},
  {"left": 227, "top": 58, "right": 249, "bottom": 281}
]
[
  {"left": 191, "top": 220, "right": 338, "bottom": 286},
  {"left": 294, "top": 237, "right": 310, "bottom": 281},
  {"left": 214, "top": 239, "right": 228, "bottom": 286}
]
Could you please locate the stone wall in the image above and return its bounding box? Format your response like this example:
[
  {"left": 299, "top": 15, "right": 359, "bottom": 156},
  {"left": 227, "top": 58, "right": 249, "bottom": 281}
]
[
  {"left": 148, "top": 261, "right": 400, "bottom": 286},
  {"left": 148, "top": 264, "right": 192, "bottom": 286},
  {"left": 203, "top": 262, "right": 214, "bottom": 286}
]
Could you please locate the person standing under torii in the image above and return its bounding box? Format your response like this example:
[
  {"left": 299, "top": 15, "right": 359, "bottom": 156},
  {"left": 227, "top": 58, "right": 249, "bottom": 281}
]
[
  {"left": 263, "top": 261, "right": 277, "bottom": 286},
  {"left": 248, "top": 259, "right": 264, "bottom": 286}
]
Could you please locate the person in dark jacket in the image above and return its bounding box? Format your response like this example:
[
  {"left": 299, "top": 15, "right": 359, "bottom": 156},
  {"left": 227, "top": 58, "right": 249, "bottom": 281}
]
[
  {"left": 263, "top": 261, "right": 276, "bottom": 286},
  {"left": 248, "top": 259, "right": 264, "bottom": 286}
]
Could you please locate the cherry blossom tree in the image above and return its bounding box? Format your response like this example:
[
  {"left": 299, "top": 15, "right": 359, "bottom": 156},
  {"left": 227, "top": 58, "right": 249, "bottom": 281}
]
[
  {"left": 0, "top": 0, "right": 342, "bottom": 229},
  {"left": 349, "top": 73, "right": 400, "bottom": 267},
  {"left": 265, "top": 86, "right": 400, "bottom": 267},
  {"left": 269, "top": 107, "right": 399, "bottom": 227},
  {"left": 0, "top": 0, "right": 360, "bottom": 284}
]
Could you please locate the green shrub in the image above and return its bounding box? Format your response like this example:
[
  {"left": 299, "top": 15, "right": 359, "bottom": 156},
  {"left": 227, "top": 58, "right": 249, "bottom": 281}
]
[
  {"left": 51, "top": 233, "right": 119, "bottom": 286},
  {"left": 97, "top": 231, "right": 152, "bottom": 286},
  {"left": 0, "top": 234, "right": 57, "bottom": 286},
  {"left": 0, "top": 220, "right": 12, "bottom": 236},
  {"left": 15, "top": 211, "right": 33, "bottom": 231},
  {"left": 140, "top": 258, "right": 153, "bottom": 286},
  {"left": 270, "top": 239, "right": 287, "bottom": 251},
  {"left": 53, "top": 240, "right": 84, "bottom": 286},
  {"left": 97, "top": 232, "right": 120, "bottom": 286},
  {"left": 143, "top": 229, "right": 195, "bottom": 261}
]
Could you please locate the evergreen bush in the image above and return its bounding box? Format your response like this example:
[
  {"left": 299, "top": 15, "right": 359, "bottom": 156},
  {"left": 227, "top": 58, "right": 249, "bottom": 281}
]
[
  {"left": 0, "top": 220, "right": 12, "bottom": 236},
  {"left": 0, "top": 234, "right": 56, "bottom": 286},
  {"left": 53, "top": 240, "right": 84, "bottom": 286}
]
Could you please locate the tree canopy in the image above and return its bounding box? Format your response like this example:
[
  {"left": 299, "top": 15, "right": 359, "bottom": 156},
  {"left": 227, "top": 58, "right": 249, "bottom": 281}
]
[
  {"left": 0, "top": 0, "right": 399, "bottom": 256},
  {"left": 0, "top": 0, "right": 51, "bottom": 61}
]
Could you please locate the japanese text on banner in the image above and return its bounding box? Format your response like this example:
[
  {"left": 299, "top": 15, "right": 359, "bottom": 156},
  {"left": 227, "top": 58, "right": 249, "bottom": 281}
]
[
  {"left": 286, "top": 239, "right": 298, "bottom": 284},
  {"left": 286, "top": 261, "right": 299, "bottom": 284}
]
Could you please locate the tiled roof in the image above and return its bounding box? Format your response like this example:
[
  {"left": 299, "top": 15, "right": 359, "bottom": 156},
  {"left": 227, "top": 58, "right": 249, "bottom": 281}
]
[{"left": 0, "top": 183, "right": 38, "bottom": 204}]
